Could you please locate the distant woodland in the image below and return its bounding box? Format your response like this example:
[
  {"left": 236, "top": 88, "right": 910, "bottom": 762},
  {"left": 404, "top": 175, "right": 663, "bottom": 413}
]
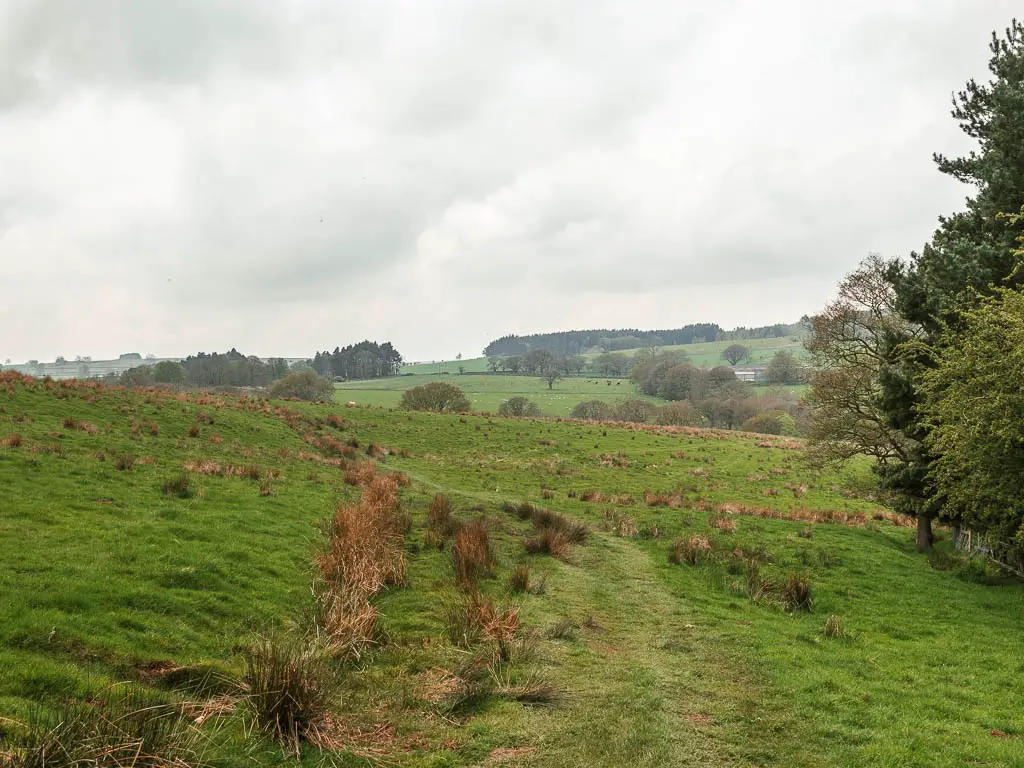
[{"left": 483, "top": 321, "right": 804, "bottom": 356}]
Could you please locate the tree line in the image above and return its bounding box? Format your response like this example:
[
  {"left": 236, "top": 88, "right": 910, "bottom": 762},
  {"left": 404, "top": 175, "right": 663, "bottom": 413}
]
[
  {"left": 310, "top": 341, "right": 402, "bottom": 380},
  {"left": 482, "top": 323, "right": 722, "bottom": 356},
  {"left": 807, "top": 20, "right": 1024, "bottom": 560},
  {"left": 107, "top": 340, "right": 403, "bottom": 389}
]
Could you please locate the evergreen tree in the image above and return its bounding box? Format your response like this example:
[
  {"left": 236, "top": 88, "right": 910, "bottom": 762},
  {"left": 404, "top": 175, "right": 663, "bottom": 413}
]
[{"left": 882, "top": 20, "right": 1024, "bottom": 548}]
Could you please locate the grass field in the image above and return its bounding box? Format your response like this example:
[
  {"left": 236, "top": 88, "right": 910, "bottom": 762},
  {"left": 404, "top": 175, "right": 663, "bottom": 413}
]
[
  {"left": 335, "top": 373, "right": 663, "bottom": 416},
  {"left": 1, "top": 375, "right": 1021, "bottom": 766},
  {"left": 401, "top": 336, "right": 807, "bottom": 376}
]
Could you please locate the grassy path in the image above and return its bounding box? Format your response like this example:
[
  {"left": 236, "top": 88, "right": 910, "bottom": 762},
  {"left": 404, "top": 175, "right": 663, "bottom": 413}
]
[{"left": 397, "top": 458, "right": 817, "bottom": 767}]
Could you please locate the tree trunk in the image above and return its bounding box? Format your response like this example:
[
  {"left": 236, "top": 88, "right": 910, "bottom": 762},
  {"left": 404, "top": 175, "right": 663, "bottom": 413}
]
[
  {"left": 950, "top": 521, "right": 962, "bottom": 550},
  {"left": 916, "top": 515, "right": 934, "bottom": 551}
]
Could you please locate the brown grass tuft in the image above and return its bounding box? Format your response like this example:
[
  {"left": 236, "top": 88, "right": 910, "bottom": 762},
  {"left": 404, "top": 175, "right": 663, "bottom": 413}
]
[
  {"left": 316, "top": 473, "right": 407, "bottom": 655},
  {"left": 428, "top": 493, "right": 461, "bottom": 538},
  {"left": 244, "top": 633, "right": 335, "bottom": 755},
  {"left": 524, "top": 527, "right": 571, "bottom": 559},
  {"left": 443, "top": 590, "right": 520, "bottom": 648},
  {"left": 600, "top": 509, "right": 638, "bottom": 537},
  {"left": 669, "top": 535, "right": 713, "bottom": 565},
  {"left": 643, "top": 490, "right": 683, "bottom": 508},
  {"left": 780, "top": 573, "right": 813, "bottom": 612},
  {"left": 709, "top": 515, "right": 737, "bottom": 532},
  {"left": 453, "top": 519, "right": 495, "bottom": 588},
  {"left": 507, "top": 565, "right": 532, "bottom": 593},
  {"left": 3, "top": 432, "right": 23, "bottom": 448},
  {"left": 343, "top": 460, "right": 377, "bottom": 487}
]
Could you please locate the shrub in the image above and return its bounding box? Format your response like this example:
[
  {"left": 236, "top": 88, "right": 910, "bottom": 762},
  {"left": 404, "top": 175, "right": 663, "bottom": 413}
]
[
  {"left": 162, "top": 472, "right": 193, "bottom": 499},
  {"left": 399, "top": 382, "right": 471, "bottom": 412},
  {"left": 268, "top": 371, "right": 334, "bottom": 402},
  {"left": 670, "top": 535, "right": 712, "bottom": 565},
  {"left": 614, "top": 399, "right": 657, "bottom": 423},
  {"left": 953, "top": 556, "right": 1002, "bottom": 585},
  {"left": 570, "top": 400, "right": 616, "bottom": 421},
  {"left": 244, "top": 633, "right": 335, "bottom": 753},
  {"left": 498, "top": 396, "right": 542, "bottom": 417},
  {"left": 453, "top": 520, "right": 494, "bottom": 588},
  {"left": 654, "top": 401, "right": 704, "bottom": 426},
  {"left": 741, "top": 410, "right": 797, "bottom": 436},
  {"left": 927, "top": 549, "right": 957, "bottom": 571},
  {"left": 780, "top": 573, "right": 813, "bottom": 612}
]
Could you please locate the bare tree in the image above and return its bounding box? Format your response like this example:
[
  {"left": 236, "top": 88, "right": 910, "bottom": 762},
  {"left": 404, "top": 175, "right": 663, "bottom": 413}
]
[
  {"left": 721, "top": 344, "right": 751, "bottom": 366},
  {"left": 805, "top": 254, "right": 921, "bottom": 467}
]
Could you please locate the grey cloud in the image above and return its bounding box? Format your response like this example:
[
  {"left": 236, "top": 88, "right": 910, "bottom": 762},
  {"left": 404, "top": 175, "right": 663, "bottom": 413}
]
[{"left": 0, "top": 0, "right": 1019, "bottom": 362}]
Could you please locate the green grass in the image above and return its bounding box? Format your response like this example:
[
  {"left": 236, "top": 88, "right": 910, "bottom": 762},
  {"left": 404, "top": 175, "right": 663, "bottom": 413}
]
[
  {"left": 336, "top": 373, "right": 663, "bottom": 416},
  {"left": 646, "top": 335, "right": 808, "bottom": 367},
  {"left": 1, "top": 376, "right": 1021, "bottom": 766},
  {"left": 402, "top": 336, "right": 808, "bottom": 378}
]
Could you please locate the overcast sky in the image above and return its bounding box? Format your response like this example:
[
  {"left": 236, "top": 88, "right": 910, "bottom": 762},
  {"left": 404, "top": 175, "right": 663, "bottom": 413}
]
[{"left": 0, "top": 0, "right": 1017, "bottom": 363}]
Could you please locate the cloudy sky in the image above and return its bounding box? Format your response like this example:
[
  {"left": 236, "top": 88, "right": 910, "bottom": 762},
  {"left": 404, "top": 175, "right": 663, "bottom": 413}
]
[{"left": 0, "top": 0, "right": 1017, "bottom": 363}]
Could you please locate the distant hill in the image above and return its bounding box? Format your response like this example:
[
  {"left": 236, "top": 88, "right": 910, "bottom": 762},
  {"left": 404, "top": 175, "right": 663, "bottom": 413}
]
[{"left": 482, "top": 321, "right": 807, "bottom": 357}]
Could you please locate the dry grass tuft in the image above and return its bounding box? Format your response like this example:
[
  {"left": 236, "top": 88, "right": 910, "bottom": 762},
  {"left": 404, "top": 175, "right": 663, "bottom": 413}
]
[
  {"left": 780, "top": 573, "right": 813, "bottom": 612},
  {"left": 600, "top": 509, "right": 638, "bottom": 537},
  {"left": 316, "top": 473, "right": 407, "bottom": 656},
  {"left": 343, "top": 460, "right": 377, "bottom": 487},
  {"left": 507, "top": 564, "right": 532, "bottom": 594},
  {"left": 709, "top": 515, "right": 737, "bottom": 532},
  {"left": 669, "top": 535, "right": 713, "bottom": 565},
  {"left": 3, "top": 688, "right": 204, "bottom": 768},
  {"left": 427, "top": 493, "right": 461, "bottom": 538},
  {"left": 453, "top": 519, "right": 495, "bottom": 588},
  {"left": 524, "top": 527, "right": 571, "bottom": 559},
  {"left": 244, "top": 633, "right": 335, "bottom": 755},
  {"left": 823, "top": 614, "right": 847, "bottom": 638},
  {"left": 162, "top": 472, "right": 193, "bottom": 499},
  {"left": 115, "top": 454, "right": 135, "bottom": 471},
  {"left": 3, "top": 432, "right": 23, "bottom": 448},
  {"left": 714, "top": 501, "right": 912, "bottom": 529},
  {"left": 443, "top": 590, "right": 520, "bottom": 648},
  {"left": 643, "top": 490, "right": 683, "bottom": 508}
]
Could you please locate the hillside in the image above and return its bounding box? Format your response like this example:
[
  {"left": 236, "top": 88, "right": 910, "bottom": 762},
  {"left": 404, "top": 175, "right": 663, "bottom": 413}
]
[
  {"left": 1, "top": 374, "right": 1021, "bottom": 766},
  {"left": 335, "top": 373, "right": 666, "bottom": 415},
  {"left": 406, "top": 336, "right": 808, "bottom": 376}
]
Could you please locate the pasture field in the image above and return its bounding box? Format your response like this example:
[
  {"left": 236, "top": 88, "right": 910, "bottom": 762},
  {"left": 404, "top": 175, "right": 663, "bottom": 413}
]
[
  {"left": 335, "top": 373, "right": 664, "bottom": 415},
  {"left": 401, "top": 335, "right": 807, "bottom": 376},
  {"left": 1, "top": 375, "right": 1022, "bottom": 767}
]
